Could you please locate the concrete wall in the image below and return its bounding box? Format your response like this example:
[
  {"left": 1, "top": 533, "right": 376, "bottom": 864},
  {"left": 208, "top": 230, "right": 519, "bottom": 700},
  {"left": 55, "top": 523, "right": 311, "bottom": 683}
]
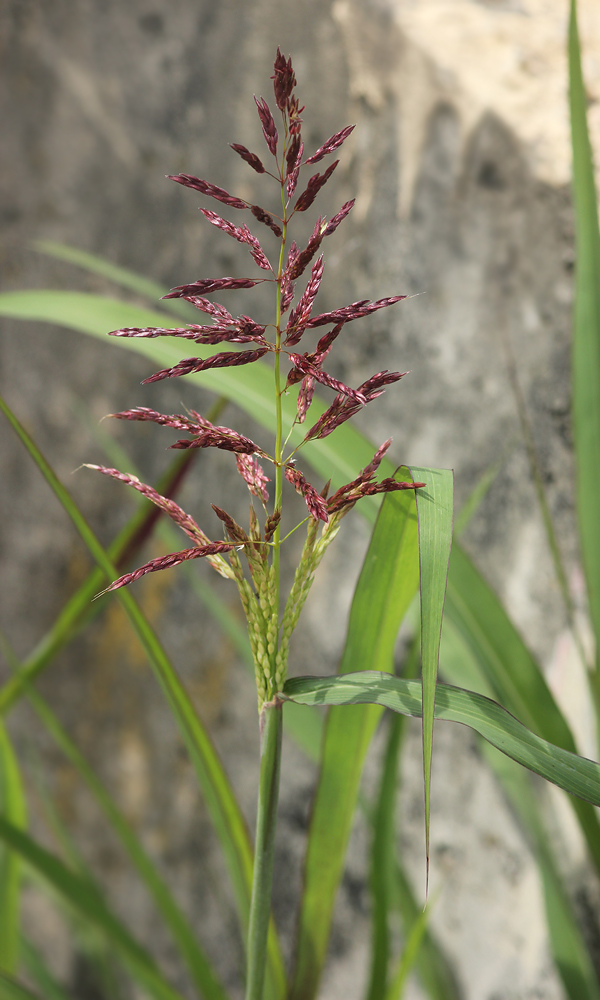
[{"left": 2, "top": 1, "right": 600, "bottom": 996}]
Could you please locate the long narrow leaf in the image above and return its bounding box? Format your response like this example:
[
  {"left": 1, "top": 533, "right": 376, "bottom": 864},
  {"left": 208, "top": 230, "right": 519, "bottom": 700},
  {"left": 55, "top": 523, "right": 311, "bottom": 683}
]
[
  {"left": 569, "top": 0, "right": 600, "bottom": 669},
  {"left": 9, "top": 656, "right": 227, "bottom": 1000},
  {"left": 282, "top": 672, "right": 600, "bottom": 806},
  {"left": 445, "top": 543, "right": 600, "bottom": 875},
  {"left": 365, "top": 713, "right": 404, "bottom": 1000},
  {"left": 440, "top": 619, "right": 600, "bottom": 1000},
  {"left": 0, "top": 818, "right": 184, "bottom": 1000},
  {"left": 0, "top": 972, "right": 42, "bottom": 1000},
  {"left": 0, "top": 723, "right": 26, "bottom": 975},
  {"left": 411, "top": 468, "right": 454, "bottom": 882},
  {"left": 289, "top": 482, "right": 419, "bottom": 1000},
  {"left": 0, "top": 394, "right": 285, "bottom": 1000}
]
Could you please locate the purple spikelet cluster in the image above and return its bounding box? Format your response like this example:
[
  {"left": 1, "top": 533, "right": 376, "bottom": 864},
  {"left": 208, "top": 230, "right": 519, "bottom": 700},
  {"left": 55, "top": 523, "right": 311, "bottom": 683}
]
[{"left": 92, "top": 49, "right": 422, "bottom": 699}]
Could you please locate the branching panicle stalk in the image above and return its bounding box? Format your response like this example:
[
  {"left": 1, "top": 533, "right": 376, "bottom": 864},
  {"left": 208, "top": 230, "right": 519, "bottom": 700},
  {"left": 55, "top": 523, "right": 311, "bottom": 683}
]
[{"left": 89, "top": 47, "right": 420, "bottom": 1000}]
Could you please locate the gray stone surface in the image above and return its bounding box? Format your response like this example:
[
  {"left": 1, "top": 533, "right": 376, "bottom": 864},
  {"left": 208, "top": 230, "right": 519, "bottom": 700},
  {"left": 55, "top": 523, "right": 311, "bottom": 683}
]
[{"left": 1, "top": 0, "right": 599, "bottom": 997}]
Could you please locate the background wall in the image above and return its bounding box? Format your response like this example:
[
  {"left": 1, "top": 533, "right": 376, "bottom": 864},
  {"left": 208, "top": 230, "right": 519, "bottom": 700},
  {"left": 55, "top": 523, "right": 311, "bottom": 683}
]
[{"left": 2, "top": 1, "right": 600, "bottom": 997}]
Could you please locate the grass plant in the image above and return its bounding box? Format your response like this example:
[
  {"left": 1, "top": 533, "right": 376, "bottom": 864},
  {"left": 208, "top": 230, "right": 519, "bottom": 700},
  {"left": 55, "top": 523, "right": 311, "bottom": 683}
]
[{"left": 1, "top": 8, "right": 600, "bottom": 998}]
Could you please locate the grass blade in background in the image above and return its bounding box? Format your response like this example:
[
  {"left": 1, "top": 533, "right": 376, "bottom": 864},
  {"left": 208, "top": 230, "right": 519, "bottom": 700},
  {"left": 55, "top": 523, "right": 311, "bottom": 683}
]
[
  {"left": 392, "top": 864, "right": 460, "bottom": 1000},
  {"left": 0, "top": 723, "right": 26, "bottom": 976},
  {"left": 0, "top": 393, "right": 285, "bottom": 1000},
  {"left": 0, "top": 648, "right": 228, "bottom": 1000},
  {"left": 0, "top": 818, "right": 185, "bottom": 1000},
  {"left": 384, "top": 898, "right": 433, "bottom": 1000},
  {"left": 20, "top": 938, "right": 72, "bottom": 1000},
  {"left": 411, "top": 468, "right": 454, "bottom": 884},
  {"left": 569, "top": 0, "right": 600, "bottom": 681},
  {"left": 289, "top": 482, "right": 419, "bottom": 1000},
  {"left": 440, "top": 619, "right": 600, "bottom": 999},
  {"left": 282, "top": 672, "right": 600, "bottom": 805},
  {"left": 0, "top": 972, "right": 42, "bottom": 1000},
  {"left": 365, "top": 713, "right": 404, "bottom": 1000},
  {"left": 446, "top": 543, "right": 600, "bottom": 875}
]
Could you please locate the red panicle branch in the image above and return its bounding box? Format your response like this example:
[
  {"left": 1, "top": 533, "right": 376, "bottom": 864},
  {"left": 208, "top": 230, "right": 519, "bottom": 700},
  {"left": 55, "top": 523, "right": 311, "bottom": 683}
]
[
  {"left": 285, "top": 255, "right": 325, "bottom": 345},
  {"left": 236, "top": 454, "right": 270, "bottom": 503},
  {"left": 168, "top": 174, "right": 247, "bottom": 209},
  {"left": 307, "top": 295, "right": 407, "bottom": 328},
  {"left": 254, "top": 97, "right": 278, "bottom": 156},
  {"left": 284, "top": 465, "right": 329, "bottom": 522},
  {"left": 294, "top": 160, "right": 339, "bottom": 213},
  {"left": 200, "top": 210, "right": 272, "bottom": 271},
  {"left": 303, "top": 370, "right": 409, "bottom": 442},
  {"left": 163, "top": 277, "right": 262, "bottom": 299},
  {"left": 108, "top": 323, "right": 267, "bottom": 346},
  {"left": 142, "top": 347, "right": 269, "bottom": 384},
  {"left": 99, "top": 543, "right": 235, "bottom": 596},
  {"left": 287, "top": 353, "right": 367, "bottom": 403},
  {"left": 85, "top": 465, "right": 211, "bottom": 546},
  {"left": 305, "top": 125, "right": 355, "bottom": 165}
]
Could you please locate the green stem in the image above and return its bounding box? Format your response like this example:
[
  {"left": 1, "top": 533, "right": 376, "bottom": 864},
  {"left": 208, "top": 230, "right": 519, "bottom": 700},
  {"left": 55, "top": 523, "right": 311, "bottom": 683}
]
[{"left": 245, "top": 702, "right": 283, "bottom": 1000}]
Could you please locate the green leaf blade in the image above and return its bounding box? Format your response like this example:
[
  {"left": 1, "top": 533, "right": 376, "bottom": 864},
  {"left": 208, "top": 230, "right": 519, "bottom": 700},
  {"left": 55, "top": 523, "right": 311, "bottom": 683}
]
[
  {"left": 569, "top": 0, "right": 600, "bottom": 664},
  {"left": 289, "top": 483, "right": 419, "bottom": 1000},
  {"left": 0, "top": 724, "right": 27, "bottom": 976},
  {"left": 411, "top": 468, "right": 454, "bottom": 884},
  {"left": 282, "top": 672, "right": 600, "bottom": 807}
]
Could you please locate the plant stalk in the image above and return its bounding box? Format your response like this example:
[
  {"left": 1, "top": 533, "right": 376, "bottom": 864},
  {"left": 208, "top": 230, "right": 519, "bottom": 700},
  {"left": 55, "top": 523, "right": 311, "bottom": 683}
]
[{"left": 245, "top": 702, "right": 283, "bottom": 1000}]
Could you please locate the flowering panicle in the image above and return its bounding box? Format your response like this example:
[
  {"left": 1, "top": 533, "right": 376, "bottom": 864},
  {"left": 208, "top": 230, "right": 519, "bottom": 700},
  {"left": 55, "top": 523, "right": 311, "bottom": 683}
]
[{"left": 89, "top": 48, "right": 422, "bottom": 708}]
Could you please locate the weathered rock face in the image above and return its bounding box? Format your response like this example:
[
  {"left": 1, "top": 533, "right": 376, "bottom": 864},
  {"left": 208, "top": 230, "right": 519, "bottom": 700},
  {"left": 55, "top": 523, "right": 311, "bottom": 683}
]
[{"left": 2, "top": 1, "right": 600, "bottom": 997}]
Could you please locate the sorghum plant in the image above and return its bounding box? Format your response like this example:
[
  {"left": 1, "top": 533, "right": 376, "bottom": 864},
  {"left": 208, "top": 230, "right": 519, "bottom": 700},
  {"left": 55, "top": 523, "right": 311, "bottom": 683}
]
[{"left": 84, "top": 49, "right": 423, "bottom": 1000}]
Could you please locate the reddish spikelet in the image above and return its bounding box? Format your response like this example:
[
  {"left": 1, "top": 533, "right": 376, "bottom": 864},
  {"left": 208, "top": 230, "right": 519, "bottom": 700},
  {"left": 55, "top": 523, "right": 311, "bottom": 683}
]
[
  {"left": 168, "top": 174, "right": 247, "bottom": 210},
  {"left": 305, "top": 125, "right": 355, "bottom": 165},
  {"left": 211, "top": 504, "right": 249, "bottom": 544},
  {"left": 287, "top": 220, "right": 324, "bottom": 281},
  {"left": 251, "top": 205, "right": 283, "bottom": 238},
  {"left": 85, "top": 465, "right": 211, "bottom": 546},
  {"left": 183, "top": 297, "right": 233, "bottom": 322},
  {"left": 254, "top": 97, "right": 278, "bottom": 155},
  {"left": 296, "top": 375, "right": 315, "bottom": 423},
  {"left": 272, "top": 48, "right": 296, "bottom": 110},
  {"left": 230, "top": 143, "right": 265, "bottom": 174},
  {"left": 315, "top": 321, "right": 345, "bottom": 357},
  {"left": 142, "top": 347, "right": 269, "bottom": 384},
  {"left": 358, "top": 370, "right": 410, "bottom": 397},
  {"left": 285, "top": 255, "right": 325, "bottom": 345},
  {"left": 199, "top": 210, "right": 272, "bottom": 271},
  {"left": 99, "top": 543, "right": 235, "bottom": 596},
  {"left": 236, "top": 454, "right": 270, "bottom": 503},
  {"left": 287, "top": 353, "right": 367, "bottom": 403},
  {"left": 163, "top": 277, "right": 261, "bottom": 299},
  {"left": 307, "top": 295, "right": 407, "bottom": 328},
  {"left": 264, "top": 509, "right": 281, "bottom": 542},
  {"left": 284, "top": 466, "right": 329, "bottom": 522},
  {"left": 294, "top": 160, "right": 339, "bottom": 213},
  {"left": 287, "top": 94, "right": 304, "bottom": 135},
  {"left": 286, "top": 135, "right": 302, "bottom": 177},
  {"left": 280, "top": 242, "right": 298, "bottom": 313},
  {"left": 323, "top": 200, "right": 355, "bottom": 236},
  {"left": 171, "top": 430, "right": 261, "bottom": 455}
]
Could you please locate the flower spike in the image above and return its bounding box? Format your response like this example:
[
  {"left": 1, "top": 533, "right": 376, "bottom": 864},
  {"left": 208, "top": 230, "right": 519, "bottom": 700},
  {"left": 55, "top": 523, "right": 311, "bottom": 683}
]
[{"left": 168, "top": 174, "right": 247, "bottom": 209}]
